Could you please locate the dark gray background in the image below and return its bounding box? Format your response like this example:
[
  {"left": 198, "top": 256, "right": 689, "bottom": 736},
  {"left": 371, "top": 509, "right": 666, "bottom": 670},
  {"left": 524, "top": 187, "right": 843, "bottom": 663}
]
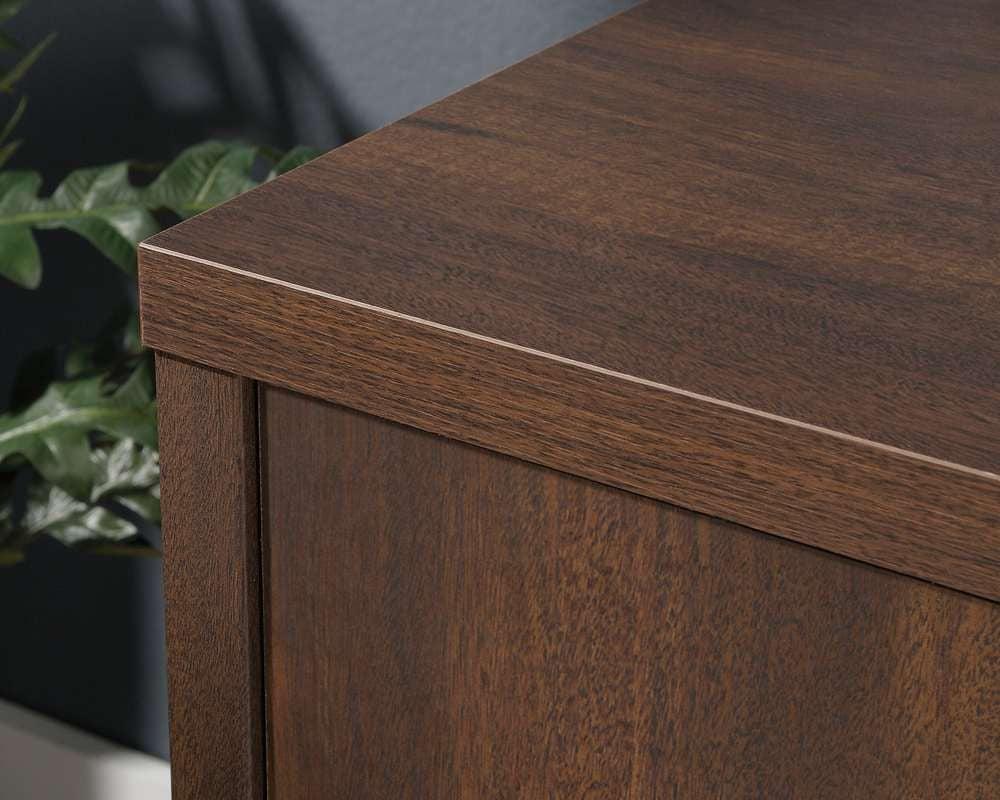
[{"left": 0, "top": 0, "right": 633, "bottom": 758}]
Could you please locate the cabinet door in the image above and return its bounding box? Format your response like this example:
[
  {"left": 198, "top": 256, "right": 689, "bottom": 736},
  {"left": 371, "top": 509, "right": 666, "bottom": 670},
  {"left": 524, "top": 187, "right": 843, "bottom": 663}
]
[{"left": 262, "top": 386, "right": 999, "bottom": 799}]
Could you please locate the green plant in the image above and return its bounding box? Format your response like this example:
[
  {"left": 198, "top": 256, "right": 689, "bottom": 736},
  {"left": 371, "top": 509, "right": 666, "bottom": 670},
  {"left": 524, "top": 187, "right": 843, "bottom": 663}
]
[
  {"left": 0, "top": 3, "right": 319, "bottom": 562},
  {"left": 0, "top": 0, "right": 54, "bottom": 170}
]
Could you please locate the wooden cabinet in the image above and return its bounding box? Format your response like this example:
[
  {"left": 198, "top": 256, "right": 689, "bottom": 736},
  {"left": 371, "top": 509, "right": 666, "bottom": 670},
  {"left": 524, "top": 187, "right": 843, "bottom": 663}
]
[{"left": 140, "top": 1, "right": 999, "bottom": 797}]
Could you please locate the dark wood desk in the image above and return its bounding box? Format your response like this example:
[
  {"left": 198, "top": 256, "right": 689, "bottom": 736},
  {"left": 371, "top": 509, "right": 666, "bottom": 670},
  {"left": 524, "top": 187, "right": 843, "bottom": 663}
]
[{"left": 139, "top": 1, "right": 999, "bottom": 797}]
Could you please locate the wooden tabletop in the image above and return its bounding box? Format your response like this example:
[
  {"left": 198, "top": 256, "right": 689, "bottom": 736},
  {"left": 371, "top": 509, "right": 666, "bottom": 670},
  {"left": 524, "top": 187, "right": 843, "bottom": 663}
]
[{"left": 140, "top": 0, "right": 1000, "bottom": 600}]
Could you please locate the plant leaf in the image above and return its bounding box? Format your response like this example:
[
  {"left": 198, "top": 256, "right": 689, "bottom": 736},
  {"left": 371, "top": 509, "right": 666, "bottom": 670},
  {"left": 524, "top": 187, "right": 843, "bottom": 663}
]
[
  {"left": 0, "top": 168, "right": 40, "bottom": 211},
  {"left": 0, "top": 360, "right": 157, "bottom": 498},
  {"left": 0, "top": 171, "right": 39, "bottom": 283},
  {"left": 107, "top": 357, "right": 156, "bottom": 419},
  {"left": 20, "top": 483, "right": 139, "bottom": 547},
  {"left": 145, "top": 140, "right": 258, "bottom": 217},
  {"left": 0, "top": 164, "right": 160, "bottom": 276},
  {"left": 0, "top": 94, "right": 26, "bottom": 145},
  {"left": 0, "top": 32, "right": 55, "bottom": 93},
  {"left": 39, "top": 162, "right": 160, "bottom": 271},
  {"left": 0, "top": 142, "right": 309, "bottom": 286},
  {"left": 267, "top": 145, "right": 322, "bottom": 179},
  {"left": 0, "top": 138, "right": 20, "bottom": 168},
  {"left": 112, "top": 485, "right": 160, "bottom": 526},
  {"left": 0, "top": 439, "right": 161, "bottom": 560},
  {"left": 0, "top": 0, "right": 26, "bottom": 23},
  {"left": 90, "top": 438, "right": 159, "bottom": 501},
  {"left": 0, "top": 92, "right": 24, "bottom": 166},
  {"left": 0, "top": 216, "right": 38, "bottom": 286}
]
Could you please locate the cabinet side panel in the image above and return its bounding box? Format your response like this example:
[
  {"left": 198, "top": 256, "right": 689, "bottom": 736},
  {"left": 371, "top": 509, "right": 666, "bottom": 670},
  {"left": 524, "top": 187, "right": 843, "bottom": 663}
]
[
  {"left": 156, "top": 355, "right": 264, "bottom": 800},
  {"left": 263, "top": 387, "right": 999, "bottom": 799}
]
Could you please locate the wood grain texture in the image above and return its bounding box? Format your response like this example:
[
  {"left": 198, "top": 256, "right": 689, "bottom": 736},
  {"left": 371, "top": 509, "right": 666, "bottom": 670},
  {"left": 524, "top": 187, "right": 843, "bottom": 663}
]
[
  {"left": 138, "top": 0, "right": 1000, "bottom": 598},
  {"left": 140, "top": 251, "right": 1000, "bottom": 601},
  {"left": 262, "top": 389, "right": 1000, "bottom": 799},
  {"left": 155, "top": 355, "right": 265, "bottom": 800}
]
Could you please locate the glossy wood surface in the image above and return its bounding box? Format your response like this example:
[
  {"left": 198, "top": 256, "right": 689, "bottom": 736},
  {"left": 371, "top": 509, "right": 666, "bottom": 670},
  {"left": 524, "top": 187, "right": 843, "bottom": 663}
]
[
  {"left": 141, "top": 250, "right": 1000, "bottom": 601},
  {"left": 262, "top": 388, "right": 1000, "bottom": 799},
  {"left": 155, "top": 356, "right": 265, "bottom": 800},
  {"left": 139, "top": 0, "right": 1000, "bottom": 598}
]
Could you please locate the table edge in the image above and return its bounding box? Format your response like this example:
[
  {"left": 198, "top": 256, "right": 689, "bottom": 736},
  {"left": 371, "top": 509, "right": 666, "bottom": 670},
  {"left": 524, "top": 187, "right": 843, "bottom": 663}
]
[{"left": 138, "top": 242, "right": 1000, "bottom": 602}]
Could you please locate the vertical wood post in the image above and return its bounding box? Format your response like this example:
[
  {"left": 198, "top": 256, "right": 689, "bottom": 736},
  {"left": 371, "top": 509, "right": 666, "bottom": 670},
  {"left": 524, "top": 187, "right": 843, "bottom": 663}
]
[{"left": 155, "top": 354, "right": 264, "bottom": 800}]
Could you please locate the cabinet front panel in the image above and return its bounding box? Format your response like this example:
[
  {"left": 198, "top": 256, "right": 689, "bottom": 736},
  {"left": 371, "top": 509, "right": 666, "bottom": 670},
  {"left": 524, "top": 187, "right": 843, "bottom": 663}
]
[{"left": 262, "top": 387, "right": 999, "bottom": 799}]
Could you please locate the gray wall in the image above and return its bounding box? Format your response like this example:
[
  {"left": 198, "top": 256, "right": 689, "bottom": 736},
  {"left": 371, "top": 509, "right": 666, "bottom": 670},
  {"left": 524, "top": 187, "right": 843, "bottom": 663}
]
[
  {"left": 232, "top": 0, "right": 636, "bottom": 135},
  {"left": 0, "top": 0, "right": 635, "bottom": 759}
]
